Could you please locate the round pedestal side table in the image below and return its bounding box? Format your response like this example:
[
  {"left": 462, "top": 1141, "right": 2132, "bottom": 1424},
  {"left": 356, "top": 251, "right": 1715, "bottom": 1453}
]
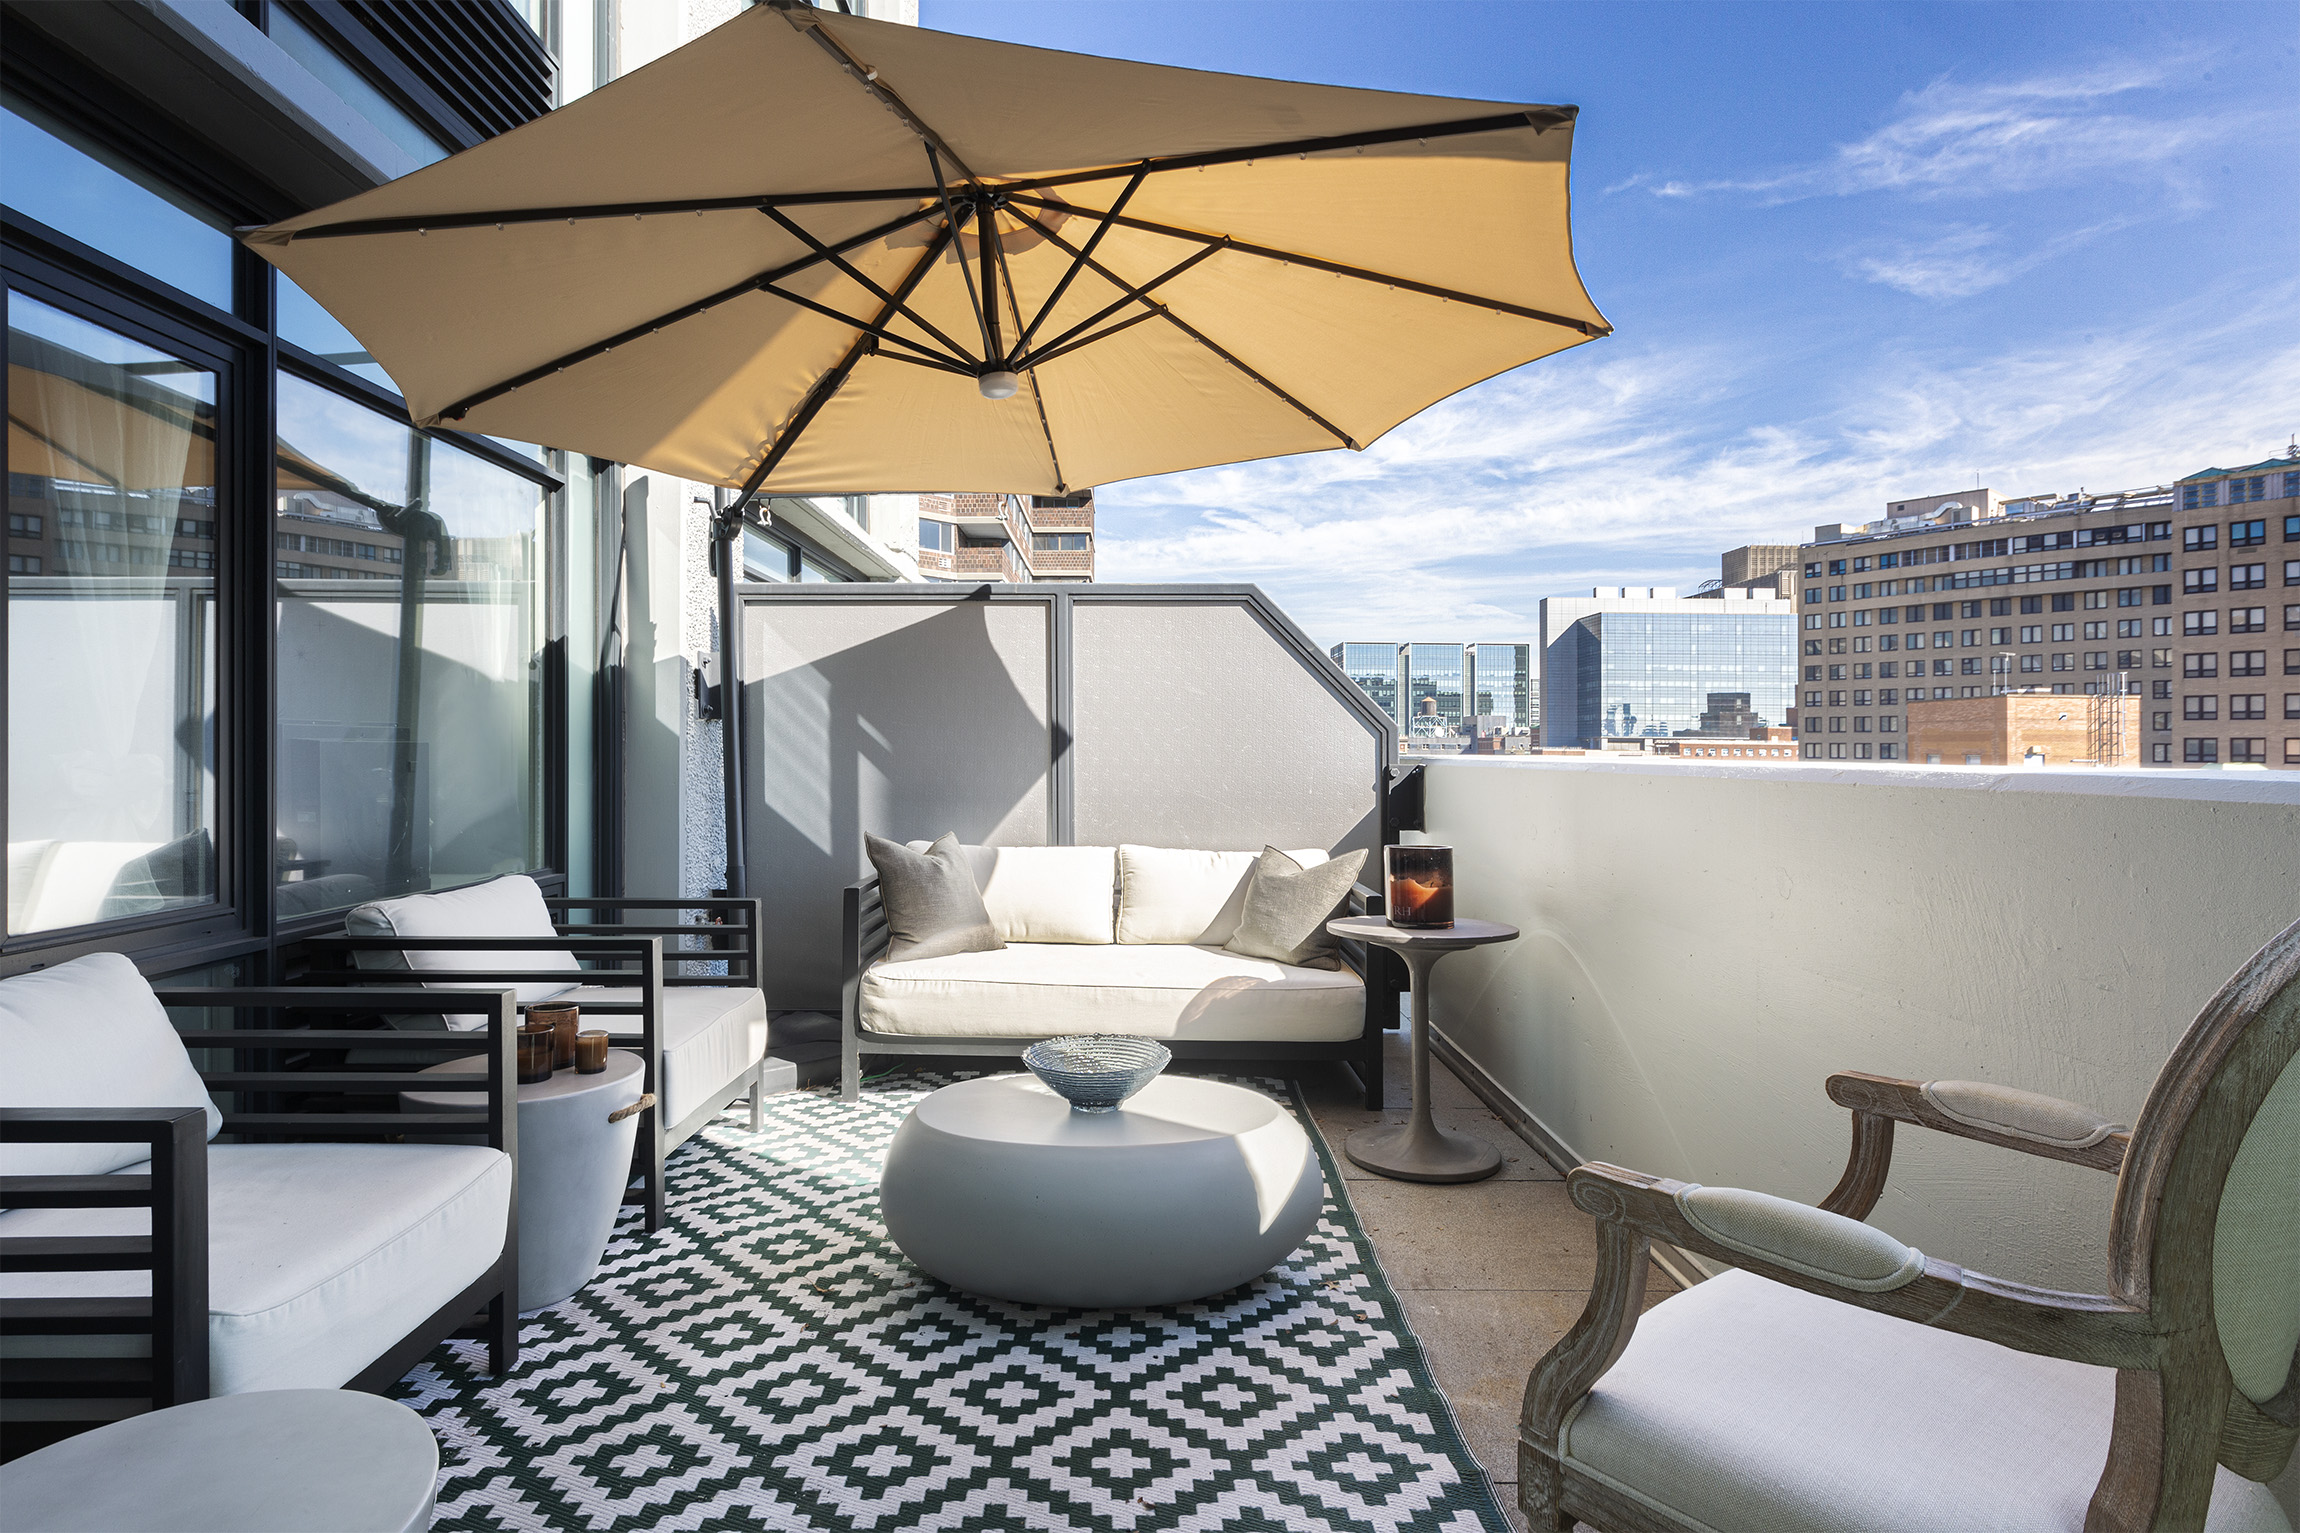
[
  {"left": 1327, "top": 915, "right": 1521, "bottom": 1184},
  {"left": 402, "top": 1049, "right": 645, "bottom": 1311},
  {"left": 880, "top": 1073, "right": 1323, "bottom": 1309},
  {"left": 0, "top": 1389, "right": 437, "bottom": 1533}
]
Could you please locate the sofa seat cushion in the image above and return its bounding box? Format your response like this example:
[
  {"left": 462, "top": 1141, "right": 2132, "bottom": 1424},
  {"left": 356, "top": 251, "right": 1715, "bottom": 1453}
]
[
  {"left": 0, "top": 1142, "right": 510, "bottom": 1396},
  {"left": 860, "top": 943, "right": 1363, "bottom": 1042},
  {"left": 561, "top": 984, "right": 766, "bottom": 1127},
  {"left": 1559, "top": 1269, "right": 2291, "bottom": 1533},
  {"left": 346, "top": 874, "right": 580, "bottom": 1029}
]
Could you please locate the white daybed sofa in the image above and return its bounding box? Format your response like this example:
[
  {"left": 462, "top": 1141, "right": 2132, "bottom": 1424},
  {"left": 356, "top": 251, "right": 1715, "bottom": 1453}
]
[{"left": 842, "top": 844, "right": 1396, "bottom": 1106}]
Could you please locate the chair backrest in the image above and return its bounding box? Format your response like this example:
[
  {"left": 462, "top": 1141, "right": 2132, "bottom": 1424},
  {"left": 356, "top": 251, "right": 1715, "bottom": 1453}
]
[
  {"left": 2108, "top": 914, "right": 2300, "bottom": 1482},
  {"left": 346, "top": 873, "right": 581, "bottom": 1029},
  {"left": 0, "top": 952, "right": 222, "bottom": 1176}
]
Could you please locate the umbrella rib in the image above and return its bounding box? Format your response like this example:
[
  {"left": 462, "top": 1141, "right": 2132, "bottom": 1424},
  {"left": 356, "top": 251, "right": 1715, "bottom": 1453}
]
[
  {"left": 1019, "top": 165, "right": 1148, "bottom": 349},
  {"left": 1003, "top": 194, "right": 1608, "bottom": 338},
  {"left": 728, "top": 221, "right": 956, "bottom": 511},
  {"left": 1010, "top": 208, "right": 1358, "bottom": 451},
  {"left": 435, "top": 202, "right": 942, "bottom": 422},
  {"left": 266, "top": 189, "right": 943, "bottom": 242},
  {"left": 987, "top": 217, "right": 1068, "bottom": 492},
  {"left": 760, "top": 204, "right": 980, "bottom": 367},
  {"left": 998, "top": 110, "right": 1571, "bottom": 195},
  {"left": 755, "top": 284, "right": 972, "bottom": 369},
  {"left": 927, "top": 147, "right": 996, "bottom": 362},
  {"left": 1022, "top": 309, "right": 1162, "bottom": 372},
  {"left": 872, "top": 349, "right": 980, "bottom": 380},
  {"left": 778, "top": 4, "right": 981, "bottom": 183},
  {"left": 1019, "top": 242, "right": 1226, "bottom": 366}
]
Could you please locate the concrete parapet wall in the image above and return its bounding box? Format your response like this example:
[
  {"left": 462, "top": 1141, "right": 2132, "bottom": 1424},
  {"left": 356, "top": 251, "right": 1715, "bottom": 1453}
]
[{"left": 1415, "top": 756, "right": 2299, "bottom": 1293}]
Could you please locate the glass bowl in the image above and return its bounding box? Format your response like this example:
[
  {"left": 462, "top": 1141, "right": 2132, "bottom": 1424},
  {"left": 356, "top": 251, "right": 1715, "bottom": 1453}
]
[{"left": 1022, "top": 1035, "right": 1172, "bottom": 1113}]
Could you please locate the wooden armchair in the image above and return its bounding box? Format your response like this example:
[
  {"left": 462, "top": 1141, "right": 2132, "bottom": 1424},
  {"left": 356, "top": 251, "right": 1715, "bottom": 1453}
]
[{"left": 1521, "top": 916, "right": 2300, "bottom": 1533}]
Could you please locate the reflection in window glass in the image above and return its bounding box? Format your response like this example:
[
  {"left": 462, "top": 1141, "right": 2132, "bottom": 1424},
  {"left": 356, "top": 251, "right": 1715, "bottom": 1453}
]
[
  {"left": 0, "top": 102, "right": 235, "bottom": 311},
  {"left": 7, "top": 293, "right": 220, "bottom": 933},
  {"left": 742, "top": 526, "right": 792, "bottom": 581},
  {"left": 277, "top": 273, "right": 394, "bottom": 391},
  {"left": 273, "top": 374, "right": 546, "bottom": 917},
  {"left": 265, "top": 9, "right": 448, "bottom": 168},
  {"left": 798, "top": 555, "right": 848, "bottom": 584}
]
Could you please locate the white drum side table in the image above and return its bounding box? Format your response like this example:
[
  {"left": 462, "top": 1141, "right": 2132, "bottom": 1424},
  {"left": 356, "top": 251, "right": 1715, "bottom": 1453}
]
[
  {"left": 0, "top": 1389, "right": 436, "bottom": 1532},
  {"left": 880, "top": 1073, "right": 1323, "bottom": 1309},
  {"left": 402, "top": 1050, "right": 644, "bottom": 1311}
]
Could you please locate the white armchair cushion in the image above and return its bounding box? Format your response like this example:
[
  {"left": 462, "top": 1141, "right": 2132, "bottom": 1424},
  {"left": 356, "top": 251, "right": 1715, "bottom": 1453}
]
[
  {"left": 1115, "top": 846, "right": 1331, "bottom": 946},
  {"left": 0, "top": 1142, "right": 510, "bottom": 1395},
  {"left": 905, "top": 843, "right": 1117, "bottom": 944},
  {"left": 0, "top": 952, "right": 220, "bottom": 1177},
  {"left": 559, "top": 983, "right": 767, "bottom": 1127},
  {"left": 346, "top": 874, "right": 580, "bottom": 1030},
  {"left": 1560, "top": 1269, "right": 2290, "bottom": 1533}
]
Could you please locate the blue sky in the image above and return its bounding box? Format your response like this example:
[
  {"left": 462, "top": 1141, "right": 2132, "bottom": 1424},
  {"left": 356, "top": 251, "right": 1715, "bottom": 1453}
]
[{"left": 924, "top": 0, "right": 2300, "bottom": 646}]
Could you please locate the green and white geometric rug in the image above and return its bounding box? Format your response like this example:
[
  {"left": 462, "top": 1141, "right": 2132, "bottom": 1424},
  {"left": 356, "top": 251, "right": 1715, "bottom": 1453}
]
[{"left": 398, "top": 1075, "right": 1510, "bottom": 1531}]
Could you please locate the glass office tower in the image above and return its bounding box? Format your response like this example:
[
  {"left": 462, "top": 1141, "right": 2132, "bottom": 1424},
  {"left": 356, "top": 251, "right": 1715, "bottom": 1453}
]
[
  {"left": 1549, "top": 611, "right": 1795, "bottom": 746},
  {"left": 1331, "top": 643, "right": 1402, "bottom": 727},
  {"left": 1470, "top": 643, "right": 1532, "bottom": 730},
  {"left": 1404, "top": 644, "right": 1467, "bottom": 735}
]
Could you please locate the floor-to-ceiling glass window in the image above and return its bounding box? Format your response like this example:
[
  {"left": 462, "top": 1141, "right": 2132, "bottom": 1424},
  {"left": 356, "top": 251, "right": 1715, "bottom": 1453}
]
[
  {"left": 6, "top": 294, "right": 222, "bottom": 934},
  {"left": 273, "top": 373, "right": 549, "bottom": 918}
]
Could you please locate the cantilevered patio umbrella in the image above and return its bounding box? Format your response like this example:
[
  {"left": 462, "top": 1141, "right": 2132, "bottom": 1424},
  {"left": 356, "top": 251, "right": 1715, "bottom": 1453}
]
[
  {"left": 244, "top": 0, "right": 1608, "bottom": 502},
  {"left": 242, "top": 0, "right": 1610, "bottom": 892}
]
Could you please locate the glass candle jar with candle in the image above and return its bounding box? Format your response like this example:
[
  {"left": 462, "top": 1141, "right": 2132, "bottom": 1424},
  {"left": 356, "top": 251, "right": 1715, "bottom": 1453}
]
[
  {"left": 1384, "top": 844, "right": 1454, "bottom": 928},
  {"left": 516, "top": 1019, "right": 557, "bottom": 1084}
]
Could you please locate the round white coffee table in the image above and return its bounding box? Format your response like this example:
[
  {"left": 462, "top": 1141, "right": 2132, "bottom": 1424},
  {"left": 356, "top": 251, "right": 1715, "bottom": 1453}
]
[
  {"left": 880, "top": 1073, "right": 1323, "bottom": 1309},
  {"left": 402, "top": 1050, "right": 645, "bottom": 1310},
  {"left": 0, "top": 1389, "right": 436, "bottom": 1532}
]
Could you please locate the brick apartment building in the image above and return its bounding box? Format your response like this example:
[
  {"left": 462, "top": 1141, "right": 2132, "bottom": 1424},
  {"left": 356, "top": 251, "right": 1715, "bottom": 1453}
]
[
  {"left": 914, "top": 492, "right": 1096, "bottom": 583},
  {"left": 1793, "top": 447, "right": 2300, "bottom": 768}
]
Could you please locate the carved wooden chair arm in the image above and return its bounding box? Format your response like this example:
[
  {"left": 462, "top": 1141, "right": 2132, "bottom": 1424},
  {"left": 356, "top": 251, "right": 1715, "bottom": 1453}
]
[
  {"left": 1818, "top": 1070, "right": 2131, "bottom": 1222},
  {"left": 1520, "top": 1161, "right": 2160, "bottom": 1466}
]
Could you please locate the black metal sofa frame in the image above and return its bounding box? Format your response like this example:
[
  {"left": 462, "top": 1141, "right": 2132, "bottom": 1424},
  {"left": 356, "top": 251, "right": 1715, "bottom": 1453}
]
[
  {"left": 296, "top": 896, "right": 763, "bottom": 1232},
  {"left": 0, "top": 986, "right": 520, "bottom": 1441},
  {"left": 840, "top": 878, "right": 1401, "bottom": 1109}
]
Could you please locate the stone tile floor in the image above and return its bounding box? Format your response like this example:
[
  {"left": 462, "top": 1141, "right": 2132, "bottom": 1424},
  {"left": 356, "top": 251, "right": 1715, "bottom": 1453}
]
[{"left": 1292, "top": 1025, "right": 1680, "bottom": 1533}]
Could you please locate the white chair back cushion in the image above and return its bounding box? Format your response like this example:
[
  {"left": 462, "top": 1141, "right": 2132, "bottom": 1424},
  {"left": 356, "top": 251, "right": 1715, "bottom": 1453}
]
[
  {"left": 905, "top": 844, "right": 1118, "bottom": 945},
  {"left": 2215, "top": 1052, "right": 2300, "bottom": 1404},
  {"left": 345, "top": 874, "right": 579, "bottom": 1031},
  {"left": 0, "top": 952, "right": 221, "bottom": 1177},
  {"left": 1116, "top": 846, "right": 1331, "bottom": 946}
]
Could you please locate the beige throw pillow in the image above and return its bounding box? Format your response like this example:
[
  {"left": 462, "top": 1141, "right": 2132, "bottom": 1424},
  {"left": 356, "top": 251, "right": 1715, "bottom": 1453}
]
[{"left": 1224, "top": 846, "right": 1368, "bottom": 970}]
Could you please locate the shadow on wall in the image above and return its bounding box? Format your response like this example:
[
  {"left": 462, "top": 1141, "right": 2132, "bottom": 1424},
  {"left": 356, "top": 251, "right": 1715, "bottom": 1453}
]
[{"left": 745, "top": 599, "right": 1054, "bottom": 1009}]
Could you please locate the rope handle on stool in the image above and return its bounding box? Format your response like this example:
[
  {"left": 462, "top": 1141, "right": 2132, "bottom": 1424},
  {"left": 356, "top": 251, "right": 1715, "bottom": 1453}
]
[{"left": 608, "top": 1093, "right": 656, "bottom": 1125}]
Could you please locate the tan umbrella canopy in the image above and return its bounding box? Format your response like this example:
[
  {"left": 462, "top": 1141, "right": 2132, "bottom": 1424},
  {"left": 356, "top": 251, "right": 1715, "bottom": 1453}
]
[{"left": 243, "top": 0, "right": 1609, "bottom": 502}]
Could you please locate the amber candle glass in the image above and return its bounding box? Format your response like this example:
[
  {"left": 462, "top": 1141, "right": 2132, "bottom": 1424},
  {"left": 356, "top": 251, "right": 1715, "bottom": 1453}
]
[
  {"left": 516, "top": 1020, "right": 556, "bottom": 1085},
  {"left": 1384, "top": 844, "right": 1455, "bottom": 928},
  {"left": 531, "top": 1004, "right": 580, "bottom": 1069},
  {"left": 574, "top": 1029, "right": 611, "bottom": 1074}
]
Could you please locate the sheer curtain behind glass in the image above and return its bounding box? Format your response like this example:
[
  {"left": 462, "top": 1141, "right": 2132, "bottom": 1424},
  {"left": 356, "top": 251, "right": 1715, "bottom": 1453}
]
[
  {"left": 273, "top": 374, "right": 545, "bottom": 917},
  {"left": 6, "top": 294, "right": 219, "bottom": 933}
]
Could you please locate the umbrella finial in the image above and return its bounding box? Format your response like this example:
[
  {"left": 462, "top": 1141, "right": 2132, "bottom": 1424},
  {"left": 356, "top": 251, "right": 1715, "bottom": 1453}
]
[{"left": 977, "top": 368, "right": 1020, "bottom": 401}]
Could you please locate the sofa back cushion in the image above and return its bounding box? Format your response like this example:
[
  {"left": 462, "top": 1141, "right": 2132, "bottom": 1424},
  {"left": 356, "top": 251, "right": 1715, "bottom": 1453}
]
[
  {"left": 1116, "top": 845, "right": 1333, "bottom": 946},
  {"left": 904, "top": 843, "right": 1117, "bottom": 944},
  {"left": 0, "top": 952, "right": 221, "bottom": 1177},
  {"left": 345, "top": 874, "right": 579, "bottom": 1031}
]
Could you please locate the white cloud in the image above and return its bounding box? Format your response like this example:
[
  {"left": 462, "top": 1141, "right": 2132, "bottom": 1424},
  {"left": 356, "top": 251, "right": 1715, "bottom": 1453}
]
[
  {"left": 1094, "top": 286, "right": 2300, "bottom": 646},
  {"left": 1616, "top": 58, "right": 2233, "bottom": 207},
  {"left": 1844, "top": 217, "right": 2134, "bottom": 300}
]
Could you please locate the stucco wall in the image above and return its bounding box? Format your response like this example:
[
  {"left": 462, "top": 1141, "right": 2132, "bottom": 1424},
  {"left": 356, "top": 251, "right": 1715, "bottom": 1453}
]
[{"left": 1418, "top": 757, "right": 2298, "bottom": 1294}]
